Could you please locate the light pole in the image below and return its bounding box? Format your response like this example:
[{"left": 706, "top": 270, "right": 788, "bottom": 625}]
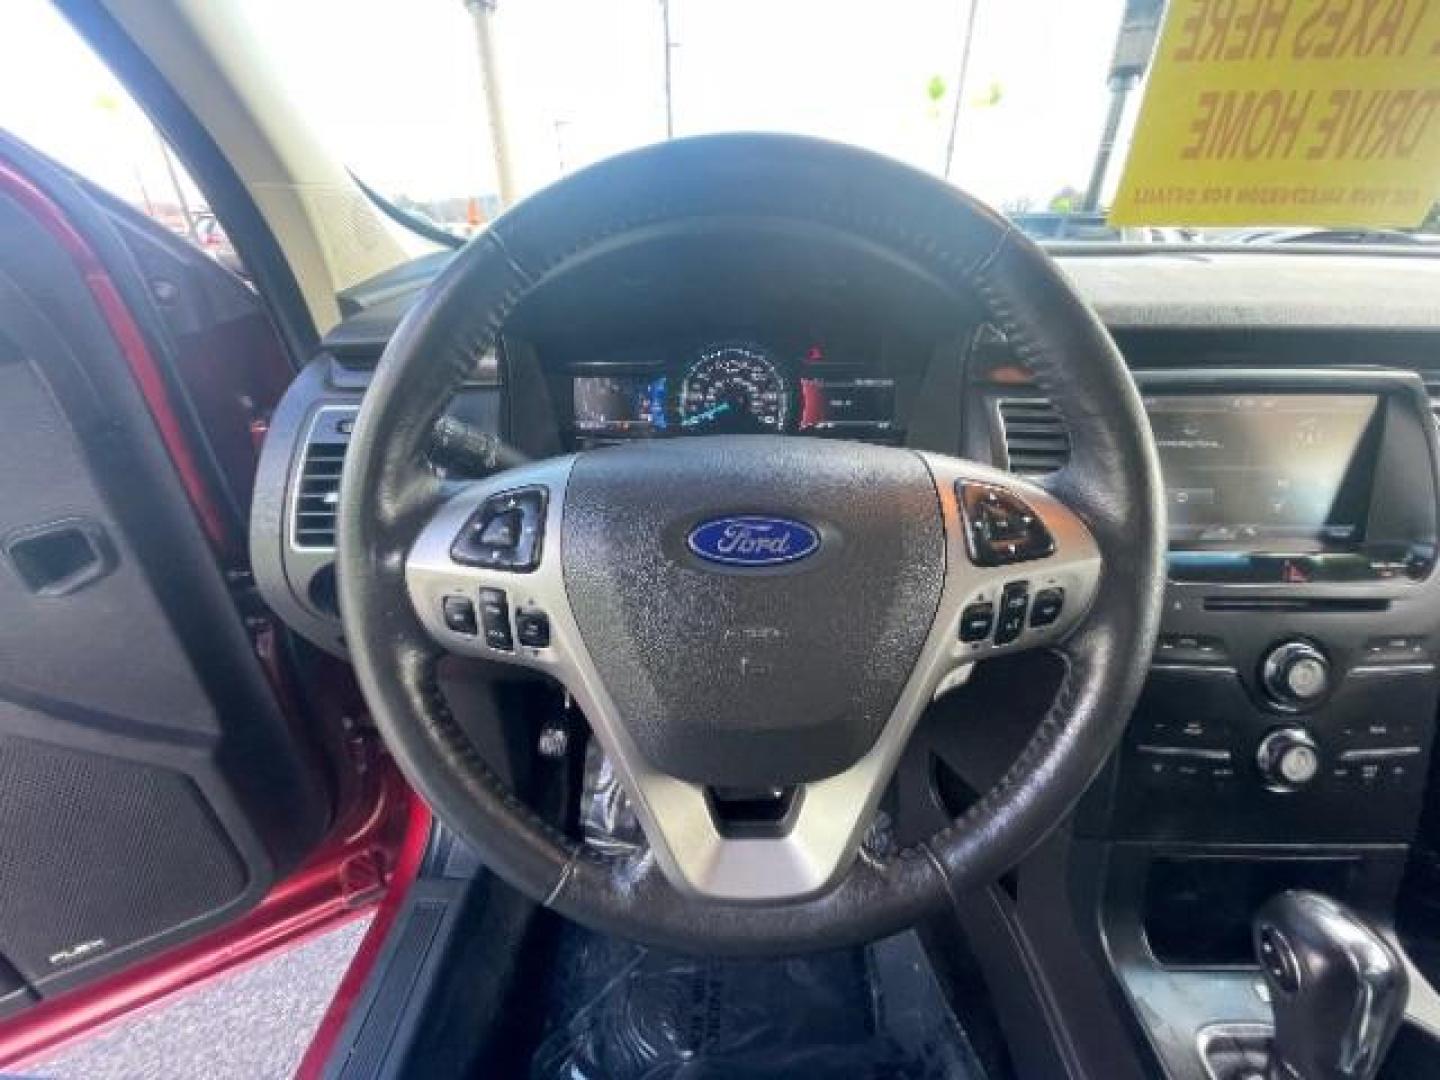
[
  {"left": 1082, "top": 0, "right": 1163, "bottom": 211},
  {"left": 660, "top": 0, "right": 676, "bottom": 139},
  {"left": 942, "top": 0, "right": 981, "bottom": 180},
  {"left": 464, "top": 0, "right": 518, "bottom": 208}
]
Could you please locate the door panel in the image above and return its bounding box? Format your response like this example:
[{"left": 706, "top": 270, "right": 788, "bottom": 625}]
[{"left": 0, "top": 134, "right": 331, "bottom": 1012}]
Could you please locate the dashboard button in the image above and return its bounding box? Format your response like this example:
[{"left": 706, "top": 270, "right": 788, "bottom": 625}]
[
  {"left": 959, "top": 602, "right": 995, "bottom": 642},
  {"left": 1154, "top": 633, "right": 1228, "bottom": 664},
  {"left": 441, "top": 596, "right": 477, "bottom": 636},
  {"left": 1260, "top": 641, "right": 1331, "bottom": 711},
  {"left": 994, "top": 582, "right": 1029, "bottom": 645},
  {"left": 1030, "top": 587, "right": 1064, "bottom": 627},
  {"left": 516, "top": 610, "right": 551, "bottom": 649},
  {"left": 1256, "top": 727, "right": 1321, "bottom": 791},
  {"left": 1362, "top": 635, "right": 1428, "bottom": 663}
]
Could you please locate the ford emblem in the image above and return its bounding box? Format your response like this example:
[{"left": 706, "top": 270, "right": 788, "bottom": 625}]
[{"left": 687, "top": 515, "right": 821, "bottom": 567}]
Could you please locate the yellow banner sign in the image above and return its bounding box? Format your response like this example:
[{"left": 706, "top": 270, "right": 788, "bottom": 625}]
[{"left": 1109, "top": 0, "right": 1440, "bottom": 228}]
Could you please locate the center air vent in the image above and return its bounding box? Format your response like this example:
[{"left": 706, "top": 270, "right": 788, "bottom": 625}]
[
  {"left": 290, "top": 408, "right": 356, "bottom": 550},
  {"left": 997, "top": 398, "right": 1070, "bottom": 477}
]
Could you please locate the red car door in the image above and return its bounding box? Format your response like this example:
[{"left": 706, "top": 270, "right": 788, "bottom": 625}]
[{"left": 0, "top": 130, "right": 413, "bottom": 1070}]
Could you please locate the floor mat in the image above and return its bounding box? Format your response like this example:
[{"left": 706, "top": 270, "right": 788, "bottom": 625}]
[{"left": 528, "top": 921, "right": 985, "bottom": 1080}]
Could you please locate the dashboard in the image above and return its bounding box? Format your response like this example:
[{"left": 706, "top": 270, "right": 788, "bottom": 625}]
[
  {"left": 244, "top": 245, "right": 1440, "bottom": 1080},
  {"left": 563, "top": 340, "right": 898, "bottom": 448},
  {"left": 250, "top": 251, "right": 1440, "bottom": 846}
]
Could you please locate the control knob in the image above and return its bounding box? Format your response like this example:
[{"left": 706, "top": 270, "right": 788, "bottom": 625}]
[
  {"left": 1261, "top": 641, "right": 1331, "bottom": 710},
  {"left": 1257, "top": 727, "right": 1321, "bottom": 792}
]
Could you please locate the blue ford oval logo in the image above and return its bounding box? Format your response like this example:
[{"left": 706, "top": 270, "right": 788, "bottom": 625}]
[{"left": 687, "top": 515, "right": 821, "bottom": 567}]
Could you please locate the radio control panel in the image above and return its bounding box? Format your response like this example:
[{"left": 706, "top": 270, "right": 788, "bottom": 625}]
[{"left": 1109, "top": 600, "right": 1438, "bottom": 844}]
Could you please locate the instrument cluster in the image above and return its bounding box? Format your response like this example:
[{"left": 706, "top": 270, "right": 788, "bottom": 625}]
[{"left": 567, "top": 340, "right": 897, "bottom": 447}]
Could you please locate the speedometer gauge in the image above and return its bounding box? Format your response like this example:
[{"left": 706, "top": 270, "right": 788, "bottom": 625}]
[{"left": 679, "top": 345, "right": 789, "bottom": 433}]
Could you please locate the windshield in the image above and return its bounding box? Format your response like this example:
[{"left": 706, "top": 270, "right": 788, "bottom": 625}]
[
  {"left": 235, "top": 0, "right": 1438, "bottom": 244},
  {"left": 26, "top": 0, "right": 1438, "bottom": 247}
]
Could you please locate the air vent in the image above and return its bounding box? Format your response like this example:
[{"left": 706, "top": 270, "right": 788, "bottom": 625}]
[
  {"left": 997, "top": 398, "right": 1070, "bottom": 477},
  {"left": 293, "top": 441, "right": 346, "bottom": 548}
]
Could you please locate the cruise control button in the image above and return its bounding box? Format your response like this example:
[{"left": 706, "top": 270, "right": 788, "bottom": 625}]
[
  {"left": 442, "top": 596, "right": 477, "bottom": 635},
  {"left": 994, "top": 582, "right": 1029, "bottom": 645},
  {"left": 959, "top": 602, "right": 995, "bottom": 643},
  {"left": 478, "top": 587, "right": 513, "bottom": 651},
  {"left": 516, "top": 610, "right": 551, "bottom": 648},
  {"left": 1030, "top": 587, "right": 1064, "bottom": 627}
]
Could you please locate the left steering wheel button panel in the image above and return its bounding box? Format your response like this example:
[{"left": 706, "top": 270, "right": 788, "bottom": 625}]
[{"left": 451, "top": 486, "right": 548, "bottom": 571}]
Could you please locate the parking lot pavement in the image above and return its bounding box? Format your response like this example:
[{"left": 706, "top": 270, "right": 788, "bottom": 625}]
[{"left": 17, "top": 917, "right": 370, "bottom": 1080}]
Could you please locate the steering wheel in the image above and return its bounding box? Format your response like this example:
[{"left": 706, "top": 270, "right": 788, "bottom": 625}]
[{"left": 337, "top": 134, "right": 1165, "bottom": 955}]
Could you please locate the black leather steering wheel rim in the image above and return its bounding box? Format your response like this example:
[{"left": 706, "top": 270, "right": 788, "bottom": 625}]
[{"left": 337, "top": 133, "right": 1165, "bottom": 954}]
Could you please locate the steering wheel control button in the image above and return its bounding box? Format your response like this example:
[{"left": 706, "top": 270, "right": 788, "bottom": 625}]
[
  {"left": 478, "top": 509, "right": 522, "bottom": 548},
  {"left": 1029, "top": 587, "right": 1064, "bottom": 627},
  {"left": 478, "top": 587, "right": 514, "bottom": 651},
  {"left": 959, "top": 602, "right": 996, "bottom": 643},
  {"left": 1261, "top": 640, "right": 1332, "bottom": 711},
  {"left": 1257, "top": 727, "right": 1322, "bottom": 791},
  {"left": 441, "top": 596, "right": 477, "bottom": 636},
  {"left": 957, "top": 482, "right": 1055, "bottom": 567},
  {"left": 515, "top": 610, "right": 551, "bottom": 649},
  {"left": 451, "top": 487, "right": 547, "bottom": 572},
  {"left": 994, "top": 582, "right": 1030, "bottom": 645}
]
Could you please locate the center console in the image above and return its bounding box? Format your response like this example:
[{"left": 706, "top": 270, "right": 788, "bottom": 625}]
[
  {"left": 978, "top": 361, "right": 1440, "bottom": 1079},
  {"left": 1110, "top": 370, "right": 1440, "bottom": 849},
  {"left": 1091, "top": 370, "right": 1440, "bottom": 1080}
]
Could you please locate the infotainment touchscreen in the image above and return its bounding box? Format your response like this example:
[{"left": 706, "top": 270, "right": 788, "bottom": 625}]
[{"left": 1144, "top": 394, "right": 1382, "bottom": 553}]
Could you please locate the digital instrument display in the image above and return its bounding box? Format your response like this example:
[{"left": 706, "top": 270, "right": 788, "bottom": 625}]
[
  {"left": 1145, "top": 393, "right": 1382, "bottom": 553},
  {"left": 573, "top": 375, "right": 668, "bottom": 434},
  {"left": 568, "top": 341, "right": 898, "bottom": 443},
  {"left": 799, "top": 378, "right": 896, "bottom": 431}
]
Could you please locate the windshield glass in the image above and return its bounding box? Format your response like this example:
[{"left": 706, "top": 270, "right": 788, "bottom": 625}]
[{"left": 203, "top": 1, "right": 1440, "bottom": 244}]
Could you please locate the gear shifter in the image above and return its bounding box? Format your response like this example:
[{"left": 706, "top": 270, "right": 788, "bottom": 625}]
[{"left": 1254, "top": 891, "right": 1408, "bottom": 1080}]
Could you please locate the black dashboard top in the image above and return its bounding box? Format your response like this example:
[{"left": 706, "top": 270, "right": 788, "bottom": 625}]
[
  {"left": 325, "top": 248, "right": 1440, "bottom": 358},
  {"left": 1058, "top": 250, "right": 1440, "bottom": 332}
]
